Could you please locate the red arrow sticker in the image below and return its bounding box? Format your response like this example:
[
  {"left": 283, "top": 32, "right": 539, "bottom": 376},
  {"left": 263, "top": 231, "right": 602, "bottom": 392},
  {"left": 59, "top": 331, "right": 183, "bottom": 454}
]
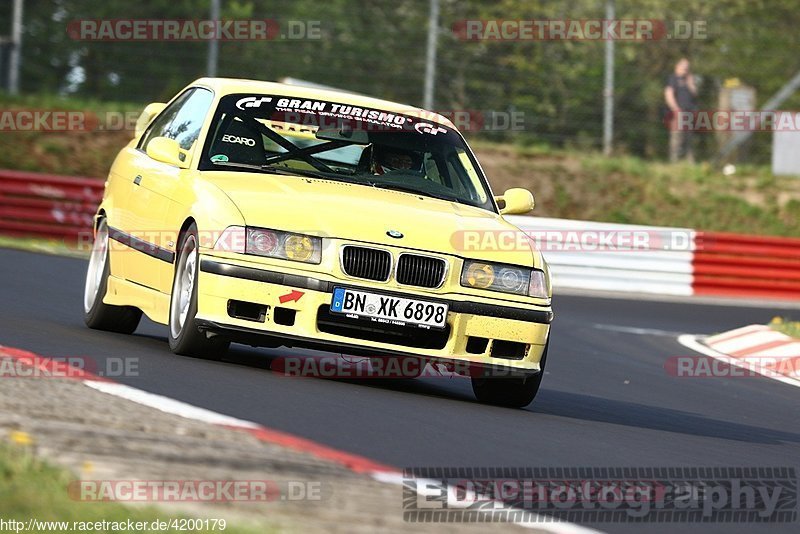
[{"left": 279, "top": 290, "right": 304, "bottom": 304}]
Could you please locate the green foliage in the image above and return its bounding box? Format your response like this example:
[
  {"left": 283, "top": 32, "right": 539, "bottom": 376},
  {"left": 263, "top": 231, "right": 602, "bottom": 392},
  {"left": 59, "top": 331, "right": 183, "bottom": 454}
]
[
  {"left": 769, "top": 317, "right": 800, "bottom": 340},
  {"left": 475, "top": 140, "right": 800, "bottom": 236},
  {"left": 10, "top": 0, "right": 800, "bottom": 161},
  {"left": 0, "top": 443, "right": 271, "bottom": 533},
  {"left": 0, "top": 88, "right": 798, "bottom": 237}
]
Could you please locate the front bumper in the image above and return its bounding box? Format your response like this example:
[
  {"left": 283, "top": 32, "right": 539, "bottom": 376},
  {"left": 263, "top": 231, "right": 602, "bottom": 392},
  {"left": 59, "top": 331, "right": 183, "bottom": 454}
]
[{"left": 196, "top": 256, "right": 553, "bottom": 375}]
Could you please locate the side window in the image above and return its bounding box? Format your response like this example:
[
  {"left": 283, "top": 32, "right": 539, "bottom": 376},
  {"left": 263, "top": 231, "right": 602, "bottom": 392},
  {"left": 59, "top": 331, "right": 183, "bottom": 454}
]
[
  {"left": 139, "top": 90, "right": 193, "bottom": 151},
  {"left": 139, "top": 88, "right": 214, "bottom": 153}
]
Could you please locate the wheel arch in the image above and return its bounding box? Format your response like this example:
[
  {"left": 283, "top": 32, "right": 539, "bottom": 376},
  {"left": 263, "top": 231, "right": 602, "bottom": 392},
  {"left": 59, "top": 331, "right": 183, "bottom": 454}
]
[
  {"left": 172, "top": 216, "right": 199, "bottom": 275},
  {"left": 178, "top": 216, "right": 198, "bottom": 242}
]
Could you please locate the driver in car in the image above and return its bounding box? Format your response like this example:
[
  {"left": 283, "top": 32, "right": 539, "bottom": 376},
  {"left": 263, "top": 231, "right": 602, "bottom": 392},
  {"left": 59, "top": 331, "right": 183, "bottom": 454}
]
[{"left": 371, "top": 145, "right": 423, "bottom": 175}]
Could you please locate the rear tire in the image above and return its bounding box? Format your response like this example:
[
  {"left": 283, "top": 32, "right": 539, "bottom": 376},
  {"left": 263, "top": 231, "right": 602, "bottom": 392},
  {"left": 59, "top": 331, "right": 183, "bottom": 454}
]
[
  {"left": 471, "top": 342, "right": 548, "bottom": 408},
  {"left": 83, "top": 219, "right": 142, "bottom": 334},
  {"left": 168, "top": 224, "right": 229, "bottom": 359}
]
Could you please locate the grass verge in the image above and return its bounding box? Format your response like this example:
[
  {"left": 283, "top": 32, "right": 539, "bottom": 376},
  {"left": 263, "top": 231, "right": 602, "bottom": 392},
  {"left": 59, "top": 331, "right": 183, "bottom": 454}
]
[
  {"left": 0, "top": 236, "right": 88, "bottom": 259},
  {"left": 0, "top": 439, "right": 272, "bottom": 534},
  {"left": 769, "top": 317, "right": 800, "bottom": 340},
  {"left": 472, "top": 141, "right": 800, "bottom": 237}
]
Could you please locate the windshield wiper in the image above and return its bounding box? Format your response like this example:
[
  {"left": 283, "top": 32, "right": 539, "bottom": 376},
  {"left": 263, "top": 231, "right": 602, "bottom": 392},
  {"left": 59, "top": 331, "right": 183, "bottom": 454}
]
[
  {"left": 211, "top": 161, "right": 266, "bottom": 172},
  {"left": 211, "top": 161, "right": 327, "bottom": 179},
  {"left": 213, "top": 160, "right": 362, "bottom": 183},
  {"left": 260, "top": 165, "right": 332, "bottom": 179},
  {"left": 365, "top": 181, "right": 465, "bottom": 204}
]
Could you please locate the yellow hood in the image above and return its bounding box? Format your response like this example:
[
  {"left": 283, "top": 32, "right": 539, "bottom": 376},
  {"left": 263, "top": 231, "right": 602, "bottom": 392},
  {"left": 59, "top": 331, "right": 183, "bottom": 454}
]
[{"left": 201, "top": 172, "right": 539, "bottom": 268}]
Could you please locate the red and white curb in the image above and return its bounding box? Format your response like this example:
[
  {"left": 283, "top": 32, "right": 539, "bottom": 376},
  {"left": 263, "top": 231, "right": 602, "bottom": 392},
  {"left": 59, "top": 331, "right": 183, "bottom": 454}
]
[
  {"left": 0, "top": 345, "right": 601, "bottom": 534},
  {"left": 677, "top": 325, "right": 800, "bottom": 388}
]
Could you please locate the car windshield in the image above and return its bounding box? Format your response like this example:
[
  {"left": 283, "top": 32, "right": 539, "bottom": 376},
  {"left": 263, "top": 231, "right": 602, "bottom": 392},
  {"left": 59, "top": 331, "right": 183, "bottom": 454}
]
[{"left": 199, "top": 93, "right": 496, "bottom": 211}]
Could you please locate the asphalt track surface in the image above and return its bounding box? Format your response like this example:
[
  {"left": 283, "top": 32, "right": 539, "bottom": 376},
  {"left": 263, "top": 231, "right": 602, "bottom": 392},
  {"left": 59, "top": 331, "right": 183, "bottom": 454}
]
[{"left": 1, "top": 247, "right": 799, "bottom": 533}]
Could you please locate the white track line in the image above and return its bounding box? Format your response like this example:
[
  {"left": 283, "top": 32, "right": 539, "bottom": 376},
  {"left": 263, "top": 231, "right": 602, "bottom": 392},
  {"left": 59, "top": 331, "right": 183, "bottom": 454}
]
[
  {"left": 593, "top": 323, "right": 693, "bottom": 337},
  {"left": 677, "top": 334, "right": 800, "bottom": 389},
  {"left": 84, "top": 379, "right": 602, "bottom": 533},
  {"left": 84, "top": 380, "right": 260, "bottom": 429}
]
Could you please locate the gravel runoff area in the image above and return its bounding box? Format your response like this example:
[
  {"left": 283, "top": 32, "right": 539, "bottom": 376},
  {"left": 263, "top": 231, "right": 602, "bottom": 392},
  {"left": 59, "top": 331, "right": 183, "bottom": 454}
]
[{"left": 0, "top": 348, "right": 558, "bottom": 534}]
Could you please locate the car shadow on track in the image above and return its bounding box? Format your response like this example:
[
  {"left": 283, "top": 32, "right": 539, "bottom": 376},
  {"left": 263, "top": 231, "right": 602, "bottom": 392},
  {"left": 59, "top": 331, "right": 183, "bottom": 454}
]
[
  {"left": 130, "top": 335, "right": 800, "bottom": 445},
  {"left": 533, "top": 389, "right": 800, "bottom": 445},
  {"left": 221, "top": 344, "right": 480, "bottom": 403},
  {"left": 126, "top": 332, "right": 477, "bottom": 403},
  {"left": 224, "top": 345, "right": 800, "bottom": 444}
]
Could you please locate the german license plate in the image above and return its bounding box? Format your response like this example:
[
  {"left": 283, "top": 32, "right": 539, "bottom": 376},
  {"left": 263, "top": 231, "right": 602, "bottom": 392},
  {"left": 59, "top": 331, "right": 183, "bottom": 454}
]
[{"left": 330, "top": 287, "right": 448, "bottom": 330}]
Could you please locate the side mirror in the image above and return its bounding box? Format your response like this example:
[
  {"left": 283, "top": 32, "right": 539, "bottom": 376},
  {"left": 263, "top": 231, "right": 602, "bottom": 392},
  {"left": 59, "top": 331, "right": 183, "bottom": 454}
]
[
  {"left": 134, "top": 102, "right": 167, "bottom": 139},
  {"left": 497, "top": 188, "right": 535, "bottom": 215},
  {"left": 146, "top": 137, "right": 189, "bottom": 169}
]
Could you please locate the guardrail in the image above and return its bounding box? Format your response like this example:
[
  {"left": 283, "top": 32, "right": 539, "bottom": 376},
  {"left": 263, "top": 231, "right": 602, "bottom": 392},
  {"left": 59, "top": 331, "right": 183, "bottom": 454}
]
[
  {"left": 508, "top": 216, "right": 800, "bottom": 301},
  {"left": 694, "top": 232, "right": 800, "bottom": 300},
  {"left": 0, "top": 169, "right": 102, "bottom": 240},
  {"left": 0, "top": 170, "right": 797, "bottom": 301},
  {"left": 507, "top": 216, "right": 696, "bottom": 296}
]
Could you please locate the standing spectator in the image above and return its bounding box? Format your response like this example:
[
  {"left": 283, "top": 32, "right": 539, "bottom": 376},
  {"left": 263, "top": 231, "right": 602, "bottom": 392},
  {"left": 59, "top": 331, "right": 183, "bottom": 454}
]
[{"left": 664, "top": 58, "right": 698, "bottom": 162}]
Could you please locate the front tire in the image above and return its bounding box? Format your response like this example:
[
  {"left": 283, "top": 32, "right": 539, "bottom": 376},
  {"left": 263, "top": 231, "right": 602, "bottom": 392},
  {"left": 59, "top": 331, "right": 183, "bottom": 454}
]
[
  {"left": 83, "top": 219, "right": 142, "bottom": 334},
  {"left": 471, "top": 342, "right": 548, "bottom": 408},
  {"left": 168, "top": 224, "right": 229, "bottom": 359}
]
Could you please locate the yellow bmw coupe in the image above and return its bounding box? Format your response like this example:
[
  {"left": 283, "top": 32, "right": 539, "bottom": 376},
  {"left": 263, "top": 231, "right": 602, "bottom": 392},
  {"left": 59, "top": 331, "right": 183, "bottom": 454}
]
[{"left": 84, "top": 78, "right": 553, "bottom": 407}]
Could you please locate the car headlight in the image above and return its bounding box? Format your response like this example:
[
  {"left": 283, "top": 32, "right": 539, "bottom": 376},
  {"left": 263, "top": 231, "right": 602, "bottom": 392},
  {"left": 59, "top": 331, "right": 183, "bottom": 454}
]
[
  {"left": 214, "top": 226, "right": 321, "bottom": 264},
  {"left": 461, "top": 260, "right": 548, "bottom": 298}
]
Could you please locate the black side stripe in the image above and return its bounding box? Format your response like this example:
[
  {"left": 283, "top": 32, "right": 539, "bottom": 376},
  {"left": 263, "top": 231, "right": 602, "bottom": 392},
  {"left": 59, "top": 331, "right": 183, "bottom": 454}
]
[
  {"left": 200, "top": 259, "right": 332, "bottom": 293},
  {"left": 108, "top": 227, "right": 175, "bottom": 264}
]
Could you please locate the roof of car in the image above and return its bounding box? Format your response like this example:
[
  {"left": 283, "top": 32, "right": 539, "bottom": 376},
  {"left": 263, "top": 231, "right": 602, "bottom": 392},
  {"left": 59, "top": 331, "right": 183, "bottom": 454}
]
[{"left": 191, "top": 77, "right": 456, "bottom": 129}]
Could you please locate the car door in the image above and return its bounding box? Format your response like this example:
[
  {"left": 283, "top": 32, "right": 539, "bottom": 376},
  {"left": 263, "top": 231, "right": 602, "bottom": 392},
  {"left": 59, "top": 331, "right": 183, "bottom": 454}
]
[{"left": 122, "top": 88, "right": 214, "bottom": 293}]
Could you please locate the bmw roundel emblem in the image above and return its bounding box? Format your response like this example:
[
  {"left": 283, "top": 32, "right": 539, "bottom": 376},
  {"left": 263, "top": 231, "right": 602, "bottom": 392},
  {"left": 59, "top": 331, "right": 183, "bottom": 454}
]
[{"left": 387, "top": 230, "right": 404, "bottom": 239}]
